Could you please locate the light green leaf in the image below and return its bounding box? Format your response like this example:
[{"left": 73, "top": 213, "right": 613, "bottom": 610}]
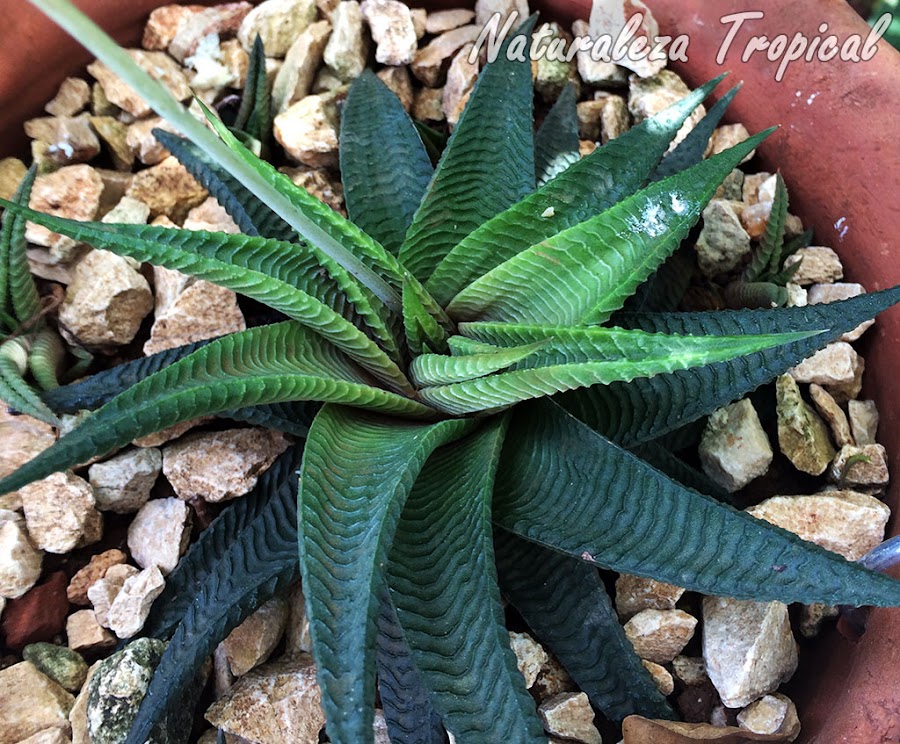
[
  {"left": 420, "top": 323, "right": 819, "bottom": 415},
  {"left": 388, "top": 419, "right": 546, "bottom": 743},
  {"left": 398, "top": 15, "right": 538, "bottom": 282},
  {"left": 0, "top": 338, "right": 60, "bottom": 425},
  {"left": 559, "top": 288, "right": 900, "bottom": 446},
  {"left": 426, "top": 76, "right": 725, "bottom": 306},
  {"left": 298, "top": 405, "right": 472, "bottom": 744},
  {"left": 402, "top": 277, "right": 448, "bottom": 356},
  {"left": 495, "top": 399, "right": 900, "bottom": 607},
  {"left": 0, "top": 165, "right": 40, "bottom": 329},
  {"left": 410, "top": 341, "right": 546, "bottom": 386},
  {"left": 447, "top": 129, "right": 772, "bottom": 324},
  {"left": 28, "top": 329, "right": 63, "bottom": 391},
  {"left": 341, "top": 70, "right": 434, "bottom": 255},
  {"left": 534, "top": 83, "right": 579, "bottom": 187},
  {"left": 0, "top": 322, "right": 433, "bottom": 498},
  {"left": 0, "top": 201, "right": 412, "bottom": 393},
  {"left": 494, "top": 531, "right": 674, "bottom": 721}
]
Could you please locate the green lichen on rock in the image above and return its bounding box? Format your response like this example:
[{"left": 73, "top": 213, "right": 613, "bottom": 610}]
[
  {"left": 776, "top": 374, "right": 836, "bottom": 476},
  {"left": 22, "top": 642, "right": 88, "bottom": 692}
]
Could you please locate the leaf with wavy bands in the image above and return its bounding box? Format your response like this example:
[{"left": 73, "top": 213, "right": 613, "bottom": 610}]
[
  {"left": 299, "top": 406, "right": 473, "bottom": 744},
  {"left": 743, "top": 173, "right": 788, "bottom": 283},
  {"left": 558, "top": 288, "right": 900, "bottom": 446},
  {"left": 125, "top": 446, "right": 303, "bottom": 744},
  {"left": 0, "top": 322, "right": 433, "bottom": 497},
  {"left": 232, "top": 35, "right": 272, "bottom": 146},
  {"left": 534, "top": 83, "right": 579, "bottom": 187},
  {"left": 0, "top": 202, "right": 412, "bottom": 394},
  {"left": 375, "top": 586, "right": 447, "bottom": 744},
  {"left": 410, "top": 341, "right": 546, "bottom": 386},
  {"left": 388, "top": 419, "right": 545, "bottom": 743},
  {"left": 0, "top": 338, "right": 59, "bottom": 425},
  {"left": 152, "top": 131, "right": 293, "bottom": 240},
  {"left": 425, "top": 76, "right": 725, "bottom": 306},
  {"left": 341, "top": 71, "right": 434, "bottom": 256},
  {"left": 402, "top": 277, "right": 448, "bottom": 356},
  {"left": 494, "top": 399, "right": 900, "bottom": 608},
  {"left": 494, "top": 531, "right": 674, "bottom": 721},
  {"left": 419, "top": 325, "right": 818, "bottom": 415},
  {"left": 398, "top": 15, "right": 538, "bottom": 283},
  {"left": 0, "top": 165, "right": 40, "bottom": 328},
  {"left": 447, "top": 130, "right": 772, "bottom": 324}
]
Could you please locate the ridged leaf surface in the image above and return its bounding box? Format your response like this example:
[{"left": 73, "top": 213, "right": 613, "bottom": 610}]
[
  {"left": 447, "top": 130, "right": 771, "bottom": 324},
  {"left": 494, "top": 531, "right": 673, "bottom": 721},
  {"left": 426, "top": 77, "right": 724, "bottom": 306},
  {"left": 388, "top": 419, "right": 545, "bottom": 743},
  {"left": 0, "top": 166, "right": 40, "bottom": 327},
  {"left": 341, "top": 71, "right": 434, "bottom": 255},
  {"left": 398, "top": 16, "right": 537, "bottom": 282},
  {"left": 299, "top": 406, "right": 472, "bottom": 744},
  {"left": 495, "top": 400, "right": 900, "bottom": 607},
  {"left": 0, "top": 322, "right": 432, "bottom": 497},
  {"left": 126, "top": 446, "right": 303, "bottom": 744},
  {"left": 534, "top": 83, "right": 579, "bottom": 187}
]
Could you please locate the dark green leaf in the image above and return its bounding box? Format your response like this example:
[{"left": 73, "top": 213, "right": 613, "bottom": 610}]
[
  {"left": 494, "top": 531, "right": 674, "bottom": 721},
  {"left": 742, "top": 173, "right": 787, "bottom": 283},
  {"left": 233, "top": 35, "right": 272, "bottom": 146},
  {"left": 341, "top": 70, "right": 434, "bottom": 255},
  {"left": 0, "top": 165, "right": 40, "bottom": 328},
  {"left": 126, "top": 446, "right": 303, "bottom": 744},
  {"left": 298, "top": 406, "right": 472, "bottom": 744},
  {"left": 534, "top": 83, "right": 579, "bottom": 187},
  {"left": 399, "top": 15, "right": 538, "bottom": 282},
  {"left": 388, "top": 419, "right": 545, "bottom": 743},
  {"left": 495, "top": 400, "right": 900, "bottom": 607}
]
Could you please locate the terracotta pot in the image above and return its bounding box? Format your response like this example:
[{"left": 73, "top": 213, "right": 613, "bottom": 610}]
[{"left": 1, "top": 1, "right": 899, "bottom": 741}]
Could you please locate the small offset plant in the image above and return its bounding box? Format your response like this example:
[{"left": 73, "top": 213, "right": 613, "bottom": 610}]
[{"left": 5, "top": 2, "right": 900, "bottom": 742}]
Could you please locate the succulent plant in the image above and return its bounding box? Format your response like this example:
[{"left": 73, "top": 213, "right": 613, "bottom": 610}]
[{"left": 4, "top": 2, "right": 900, "bottom": 743}]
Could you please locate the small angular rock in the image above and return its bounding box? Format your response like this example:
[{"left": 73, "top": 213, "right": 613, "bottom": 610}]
[
  {"left": 66, "top": 549, "right": 128, "bottom": 606},
  {"left": 830, "top": 444, "right": 890, "bottom": 487},
  {"left": 702, "top": 597, "right": 798, "bottom": 708},
  {"left": 323, "top": 0, "right": 368, "bottom": 80},
  {"left": 589, "top": 0, "right": 663, "bottom": 77},
  {"left": 272, "top": 20, "right": 333, "bottom": 112},
  {"left": 274, "top": 94, "right": 340, "bottom": 167},
  {"left": 107, "top": 566, "right": 166, "bottom": 639},
  {"left": 361, "top": 0, "right": 418, "bottom": 65},
  {"left": 87, "top": 564, "right": 139, "bottom": 628},
  {"left": 0, "top": 158, "right": 27, "bottom": 200},
  {"left": 125, "top": 117, "right": 176, "bottom": 165},
  {"left": 623, "top": 609, "right": 697, "bottom": 664},
  {"left": 88, "top": 448, "right": 162, "bottom": 514},
  {"left": 442, "top": 45, "right": 479, "bottom": 127},
  {"left": 848, "top": 400, "right": 879, "bottom": 445},
  {"left": 376, "top": 66, "right": 414, "bottom": 112},
  {"left": 699, "top": 399, "right": 773, "bottom": 493},
  {"left": 24, "top": 115, "right": 100, "bottom": 165},
  {"left": 737, "top": 693, "right": 800, "bottom": 740},
  {"left": 672, "top": 656, "right": 708, "bottom": 688},
  {"left": 411, "top": 26, "right": 481, "bottom": 86},
  {"left": 126, "top": 156, "right": 208, "bottom": 221},
  {"left": 426, "top": 8, "right": 475, "bottom": 33},
  {"left": 127, "top": 497, "right": 192, "bottom": 574},
  {"left": 46, "top": 78, "right": 92, "bottom": 117},
  {"left": 167, "top": 3, "right": 253, "bottom": 63},
  {"left": 809, "top": 384, "right": 853, "bottom": 447},
  {"left": 27, "top": 165, "right": 103, "bottom": 259},
  {"left": 1, "top": 572, "right": 69, "bottom": 651},
  {"left": 21, "top": 472, "right": 101, "bottom": 554},
  {"left": 23, "top": 643, "right": 89, "bottom": 693},
  {"left": 615, "top": 574, "right": 685, "bottom": 619},
  {"left": 0, "top": 520, "right": 42, "bottom": 599},
  {"left": 508, "top": 631, "right": 549, "bottom": 688},
  {"left": 533, "top": 23, "right": 577, "bottom": 102},
  {"left": 206, "top": 655, "right": 326, "bottom": 743},
  {"left": 59, "top": 250, "right": 154, "bottom": 348},
  {"left": 412, "top": 87, "right": 445, "bottom": 122},
  {"left": 86, "top": 638, "right": 166, "bottom": 744},
  {"left": 694, "top": 199, "right": 752, "bottom": 278},
  {"left": 789, "top": 342, "right": 860, "bottom": 387},
  {"left": 221, "top": 597, "right": 290, "bottom": 676},
  {"left": 238, "top": 0, "right": 319, "bottom": 58},
  {"left": 571, "top": 19, "right": 621, "bottom": 84},
  {"left": 163, "top": 428, "right": 289, "bottom": 503},
  {"left": 66, "top": 611, "right": 116, "bottom": 655},
  {"left": 709, "top": 123, "right": 754, "bottom": 159},
  {"left": 776, "top": 374, "right": 836, "bottom": 476},
  {"left": 0, "top": 661, "right": 74, "bottom": 744},
  {"left": 282, "top": 166, "right": 345, "bottom": 213},
  {"left": 783, "top": 246, "right": 843, "bottom": 286},
  {"left": 538, "top": 692, "right": 602, "bottom": 744},
  {"left": 747, "top": 490, "right": 889, "bottom": 561},
  {"left": 90, "top": 116, "right": 133, "bottom": 171}
]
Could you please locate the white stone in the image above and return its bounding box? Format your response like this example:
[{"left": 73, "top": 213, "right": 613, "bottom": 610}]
[
  {"left": 748, "top": 490, "right": 889, "bottom": 561},
  {"left": 238, "top": 0, "right": 319, "bottom": 58},
  {"left": 127, "top": 497, "right": 192, "bottom": 575},
  {"left": 425, "top": 9, "right": 475, "bottom": 34},
  {"left": 87, "top": 564, "right": 139, "bottom": 628},
  {"left": 21, "top": 472, "right": 102, "bottom": 554},
  {"left": 274, "top": 94, "right": 340, "bottom": 167},
  {"left": 848, "top": 400, "right": 879, "bottom": 445},
  {"left": 411, "top": 26, "right": 480, "bottom": 87},
  {"left": 572, "top": 19, "right": 620, "bottom": 84},
  {"left": 508, "top": 631, "right": 548, "bottom": 689},
  {"left": 699, "top": 399, "right": 773, "bottom": 493},
  {"left": 737, "top": 693, "right": 800, "bottom": 739},
  {"left": 361, "top": 0, "right": 418, "bottom": 66},
  {"left": 538, "top": 692, "right": 602, "bottom": 744},
  {"left": 88, "top": 448, "right": 162, "bottom": 514},
  {"left": 790, "top": 342, "right": 860, "bottom": 387},
  {"left": 0, "top": 520, "right": 42, "bottom": 599},
  {"left": 107, "top": 566, "right": 166, "bottom": 639},
  {"left": 623, "top": 609, "right": 697, "bottom": 663},
  {"left": 702, "top": 597, "right": 798, "bottom": 708},
  {"left": 272, "top": 20, "right": 332, "bottom": 113},
  {"left": 442, "top": 45, "right": 479, "bottom": 127},
  {"left": 589, "top": 0, "right": 662, "bottom": 77}
]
